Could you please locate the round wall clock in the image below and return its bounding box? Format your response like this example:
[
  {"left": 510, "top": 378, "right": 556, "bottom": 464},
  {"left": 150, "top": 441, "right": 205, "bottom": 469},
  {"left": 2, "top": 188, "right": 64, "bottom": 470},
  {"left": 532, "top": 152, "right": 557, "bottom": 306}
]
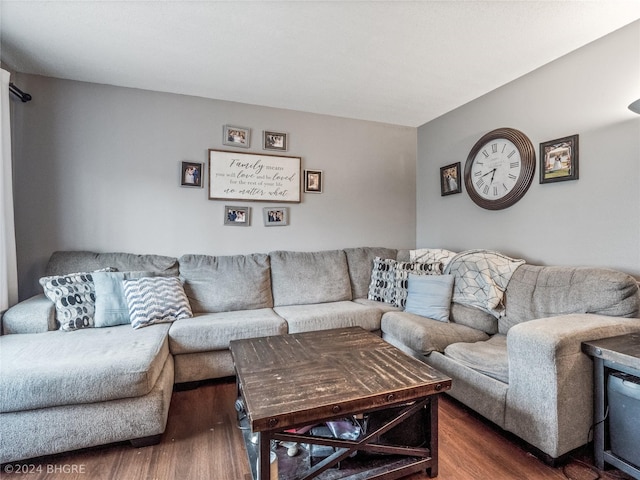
[{"left": 463, "top": 127, "right": 536, "bottom": 210}]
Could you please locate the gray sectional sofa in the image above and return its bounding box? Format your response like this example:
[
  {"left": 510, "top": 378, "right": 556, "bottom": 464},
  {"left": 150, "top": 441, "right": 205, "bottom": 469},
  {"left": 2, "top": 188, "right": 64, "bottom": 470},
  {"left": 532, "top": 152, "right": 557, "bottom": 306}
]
[{"left": 1, "top": 246, "right": 639, "bottom": 466}]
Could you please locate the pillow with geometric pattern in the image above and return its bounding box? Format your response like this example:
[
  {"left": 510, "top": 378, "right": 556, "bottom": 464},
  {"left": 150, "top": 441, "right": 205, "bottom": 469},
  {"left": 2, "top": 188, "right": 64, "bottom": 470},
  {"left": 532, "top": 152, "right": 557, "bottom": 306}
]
[
  {"left": 122, "top": 276, "right": 193, "bottom": 329},
  {"left": 394, "top": 261, "right": 443, "bottom": 309},
  {"left": 39, "top": 268, "right": 116, "bottom": 331},
  {"left": 367, "top": 257, "right": 398, "bottom": 305}
]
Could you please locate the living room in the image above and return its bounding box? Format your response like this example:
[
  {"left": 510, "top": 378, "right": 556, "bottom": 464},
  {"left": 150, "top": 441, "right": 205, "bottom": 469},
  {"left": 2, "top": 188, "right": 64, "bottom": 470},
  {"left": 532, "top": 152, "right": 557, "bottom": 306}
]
[{"left": 1, "top": 2, "right": 639, "bottom": 480}]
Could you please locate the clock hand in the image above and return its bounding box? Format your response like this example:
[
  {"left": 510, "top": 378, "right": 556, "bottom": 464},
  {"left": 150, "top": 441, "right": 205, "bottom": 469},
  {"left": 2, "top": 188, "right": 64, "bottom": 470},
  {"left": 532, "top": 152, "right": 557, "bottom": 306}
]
[{"left": 481, "top": 168, "right": 496, "bottom": 178}]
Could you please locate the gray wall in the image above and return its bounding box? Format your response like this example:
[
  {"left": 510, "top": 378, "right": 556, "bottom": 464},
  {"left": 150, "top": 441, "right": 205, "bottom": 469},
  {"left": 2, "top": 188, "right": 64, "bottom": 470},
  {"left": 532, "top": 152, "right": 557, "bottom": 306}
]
[
  {"left": 11, "top": 75, "right": 416, "bottom": 299},
  {"left": 417, "top": 20, "right": 640, "bottom": 278}
]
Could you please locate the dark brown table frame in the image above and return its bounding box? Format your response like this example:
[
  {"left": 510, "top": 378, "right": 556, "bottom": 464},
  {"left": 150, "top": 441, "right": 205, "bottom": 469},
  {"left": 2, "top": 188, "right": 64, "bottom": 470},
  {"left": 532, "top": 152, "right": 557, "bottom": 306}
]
[{"left": 230, "top": 327, "right": 451, "bottom": 480}]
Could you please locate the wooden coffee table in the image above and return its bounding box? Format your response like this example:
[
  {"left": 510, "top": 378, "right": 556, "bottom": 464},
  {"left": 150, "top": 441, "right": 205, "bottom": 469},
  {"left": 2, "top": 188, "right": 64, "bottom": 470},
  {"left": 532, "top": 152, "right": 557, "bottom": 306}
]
[{"left": 230, "top": 327, "right": 451, "bottom": 480}]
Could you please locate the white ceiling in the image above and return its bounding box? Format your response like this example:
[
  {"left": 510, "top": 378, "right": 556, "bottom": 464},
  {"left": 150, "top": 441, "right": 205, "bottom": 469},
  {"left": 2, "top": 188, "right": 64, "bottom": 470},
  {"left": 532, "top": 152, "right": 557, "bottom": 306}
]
[{"left": 2, "top": 1, "right": 640, "bottom": 127}]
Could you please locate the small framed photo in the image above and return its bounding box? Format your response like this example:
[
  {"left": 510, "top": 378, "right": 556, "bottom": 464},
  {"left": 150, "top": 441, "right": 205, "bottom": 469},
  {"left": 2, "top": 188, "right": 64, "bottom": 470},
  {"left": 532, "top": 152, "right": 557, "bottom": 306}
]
[
  {"left": 263, "top": 207, "right": 289, "bottom": 226},
  {"left": 304, "top": 170, "right": 323, "bottom": 193},
  {"left": 540, "top": 134, "right": 579, "bottom": 184},
  {"left": 180, "top": 161, "right": 203, "bottom": 188},
  {"left": 440, "top": 162, "right": 461, "bottom": 196},
  {"left": 263, "top": 130, "right": 288, "bottom": 151},
  {"left": 224, "top": 206, "right": 250, "bottom": 226},
  {"left": 223, "top": 125, "right": 251, "bottom": 148}
]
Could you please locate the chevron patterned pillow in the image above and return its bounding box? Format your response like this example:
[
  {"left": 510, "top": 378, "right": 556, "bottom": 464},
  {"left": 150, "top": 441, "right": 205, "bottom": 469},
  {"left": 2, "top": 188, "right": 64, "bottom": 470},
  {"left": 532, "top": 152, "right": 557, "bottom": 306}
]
[{"left": 122, "top": 276, "right": 193, "bottom": 329}]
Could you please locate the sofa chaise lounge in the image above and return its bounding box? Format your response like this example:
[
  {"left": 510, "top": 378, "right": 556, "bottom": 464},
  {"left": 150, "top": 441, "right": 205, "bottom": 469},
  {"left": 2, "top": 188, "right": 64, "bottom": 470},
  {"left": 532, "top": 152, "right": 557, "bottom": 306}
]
[{"left": 1, "top": 246, "right": 639, "bottom": 465}]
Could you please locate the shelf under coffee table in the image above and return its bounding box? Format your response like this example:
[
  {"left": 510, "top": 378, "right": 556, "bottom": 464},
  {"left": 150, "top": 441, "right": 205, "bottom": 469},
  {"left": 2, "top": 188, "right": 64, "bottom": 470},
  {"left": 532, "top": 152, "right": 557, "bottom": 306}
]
[{"left": 230, "top": 327, "right": 452, "bottom": 480}]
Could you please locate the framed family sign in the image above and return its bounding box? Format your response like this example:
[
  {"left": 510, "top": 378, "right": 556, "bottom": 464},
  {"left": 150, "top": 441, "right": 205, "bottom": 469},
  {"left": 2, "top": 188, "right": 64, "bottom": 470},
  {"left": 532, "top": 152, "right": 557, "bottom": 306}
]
[{"left": 208, "top": 150, "right": 301, "bottom": 203}]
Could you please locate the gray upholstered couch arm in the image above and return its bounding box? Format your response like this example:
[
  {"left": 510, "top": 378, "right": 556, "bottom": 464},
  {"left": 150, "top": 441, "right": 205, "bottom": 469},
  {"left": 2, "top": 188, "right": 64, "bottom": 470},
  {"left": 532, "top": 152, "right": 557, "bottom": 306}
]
[
  {"left": 1, "top": 294, "right": 56, "bottom": 334},
  {"left": 504, "top": 313, "right": 640, "bottom": 459}
]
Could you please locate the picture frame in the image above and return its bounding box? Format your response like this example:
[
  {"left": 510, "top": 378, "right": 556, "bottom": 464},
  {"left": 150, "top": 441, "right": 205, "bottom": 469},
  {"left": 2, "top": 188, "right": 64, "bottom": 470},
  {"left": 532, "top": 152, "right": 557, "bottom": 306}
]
[
  {"left": 180, "top": 161, "right": 204, "bottom": 188},
  {"left": 209, "top": 150, "right": 301, "bottom": 203},
  {"left": 263, "top": 207, "right": 289, "bottom": 226},
  {"left": 540, "top": 134, "right": 579, "bottom": 184},
  {"left": 304, "top": 170, "right": 323, "bottom": 193},
  {"left": 440, "top": 162, "right": 461, "bottom": 196},
  {"left": 223, "top": 206, "right": 250, "bottom": 226},
  {"left": 263, "top": 130, "right": 288, "bottom": 151},
  {"left": 223, "top": 125, "right": 251, "bottom": 148}
]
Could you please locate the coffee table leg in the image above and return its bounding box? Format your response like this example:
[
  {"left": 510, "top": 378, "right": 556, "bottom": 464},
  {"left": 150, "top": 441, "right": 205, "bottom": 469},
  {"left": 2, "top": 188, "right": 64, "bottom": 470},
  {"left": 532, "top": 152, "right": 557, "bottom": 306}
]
[
  {"left": 428, "top": 395, "right": 439, "bottom": 478},
  {"left": 258, "top": 432, "right": 272, "bottom": 480}
]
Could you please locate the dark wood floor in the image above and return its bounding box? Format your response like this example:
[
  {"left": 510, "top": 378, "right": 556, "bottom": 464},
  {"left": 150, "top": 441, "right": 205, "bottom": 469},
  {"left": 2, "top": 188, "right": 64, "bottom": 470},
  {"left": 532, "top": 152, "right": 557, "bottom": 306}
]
[{"left": 2, "top": 378, "right": 632, "bottom": 480}]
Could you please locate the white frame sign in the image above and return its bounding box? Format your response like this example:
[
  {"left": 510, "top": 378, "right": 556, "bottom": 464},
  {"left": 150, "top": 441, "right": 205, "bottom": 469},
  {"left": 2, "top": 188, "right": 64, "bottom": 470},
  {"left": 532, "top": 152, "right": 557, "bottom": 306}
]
[{"left": 208, "top": 150, "right": 301, "bottom": 203}]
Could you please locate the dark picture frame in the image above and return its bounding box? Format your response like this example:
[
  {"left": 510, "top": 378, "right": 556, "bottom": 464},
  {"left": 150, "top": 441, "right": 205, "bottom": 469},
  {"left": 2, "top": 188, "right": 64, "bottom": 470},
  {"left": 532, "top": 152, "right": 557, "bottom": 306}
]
[
  {"left": 440, "top": 162, "right": 461, "bottom": 196},
  {"left": 540, "top": 134, "right": 579, "bottom": 184},
  {"left": 180, "top": 161, "right": 203, "bottom": 188},
  {"left": 304, "top": 170, "right": 323, "bottom": 193},
  {"left": 263, "top": 207, "right": 289, "bottom": 226},
  {"left": 224, "top": 206, "right": 251, "bottom": 226},
  {"left": 263, "top": 130, "right": 288, "bottom": 151},
  {"left": 223, "top": 125, "right": 251, "bottom": 148}
]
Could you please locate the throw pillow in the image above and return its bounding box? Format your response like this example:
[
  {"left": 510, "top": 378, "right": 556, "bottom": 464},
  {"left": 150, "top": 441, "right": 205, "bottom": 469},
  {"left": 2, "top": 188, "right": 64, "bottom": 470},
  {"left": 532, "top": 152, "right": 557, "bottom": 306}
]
[
  {"left": 39, "top": 268, "right": 116, "bottom": 331},
  {"left": 93, "top": 271, "right": 156, "bottom": 328},
  {"left": 122, "top": 276, "right": 193, "bottom": 329},
  {"left": 367, "top": 257, "right": 397, "bottom": 305},
  {"left": 394, "top": 261, "right": 443, "bottom": 308},
  {"left": 404, "top": 274, "right": 455, "bottom": 322},
  {"left": 410, "top": 248, "right": 457, "bottom": 269}
]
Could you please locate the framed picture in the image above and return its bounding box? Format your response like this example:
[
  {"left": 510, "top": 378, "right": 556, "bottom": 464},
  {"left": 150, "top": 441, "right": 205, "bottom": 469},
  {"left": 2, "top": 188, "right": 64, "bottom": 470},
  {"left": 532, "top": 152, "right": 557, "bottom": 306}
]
[
  {"left": 209, "top": 150, "right": 301, "bottom": 203},
  {"left": 440, "top": 162, "right": 461, "bottom": 196},
  {"left": 263, "top": 207, "right": 289, "bottom": 226},
  {"left": 540, "top": 134, "right": 579, "bottom": 184},
  {"left": 304, "top": 170, "right": 323, "bottom": 193},
  {"left": 180, "top": 161, "right": 203, "bottom": 188},
  {"left": 224, "top": 206, "right": 250, "bottom": 226},
  {"left": 263, "top": 130, "right": 288, "bottom": 151},
  {"left": 223, "top": 125, "right": 251, "bottom": 148}
]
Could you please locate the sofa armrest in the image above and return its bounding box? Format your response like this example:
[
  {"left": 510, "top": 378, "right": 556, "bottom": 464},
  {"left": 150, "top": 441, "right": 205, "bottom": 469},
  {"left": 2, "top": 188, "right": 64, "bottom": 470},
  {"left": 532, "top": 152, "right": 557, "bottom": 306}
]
[
  {"left": 505, "top": 313, "right": 640, "bottom": 459},
  {"left": 1, "top": 294, "right": 57, "bottom": 334}
]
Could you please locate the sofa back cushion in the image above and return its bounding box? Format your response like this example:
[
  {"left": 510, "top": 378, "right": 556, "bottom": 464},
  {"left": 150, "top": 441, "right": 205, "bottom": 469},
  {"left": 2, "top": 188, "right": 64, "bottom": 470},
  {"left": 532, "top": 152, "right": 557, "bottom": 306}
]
[
  {"left": 344, "top": 247, "right": 397, "bottom": 299},
  {"left": 179, "top": 254, "right": 273, "bottom": 313},
  {"left": 270, "top": 250, "right": 352, "bottom": 306},
  {"left": 501, "top": 264, "right": 640, "bottom": 333},
  {"left": 46, "top": 251, "right": 179, "bottom": 276}
]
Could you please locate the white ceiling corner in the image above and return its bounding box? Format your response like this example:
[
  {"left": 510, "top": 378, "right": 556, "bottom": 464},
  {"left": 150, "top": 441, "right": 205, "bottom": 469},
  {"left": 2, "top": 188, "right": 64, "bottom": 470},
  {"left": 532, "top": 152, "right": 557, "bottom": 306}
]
[{"left": 1, "top": 0, "right": 639, "bottom": 127}]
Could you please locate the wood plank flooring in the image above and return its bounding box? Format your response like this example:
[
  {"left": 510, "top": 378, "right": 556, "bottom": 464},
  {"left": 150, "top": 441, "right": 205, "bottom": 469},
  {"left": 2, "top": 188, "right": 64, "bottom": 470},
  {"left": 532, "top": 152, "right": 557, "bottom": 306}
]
[{"left": 1, "top": 377, "right": 632, "bottom": 480}]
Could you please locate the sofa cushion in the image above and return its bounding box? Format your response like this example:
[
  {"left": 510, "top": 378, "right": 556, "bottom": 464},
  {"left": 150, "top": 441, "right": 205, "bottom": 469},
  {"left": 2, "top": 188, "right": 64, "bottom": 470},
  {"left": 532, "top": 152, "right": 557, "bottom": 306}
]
[
  {"left": 404, "top": 274, "right": 454, "bottom": 322},
  {"left": 0, "top": 324, "right": 171, "bottom": 413},
  {"left": 381, "top": 310, "right": 489, "bottom": 354},
  {"left": 93, "top": 270, "right": 157, "bottom": 327},
  {"left": 123, "top": 276, "right": 193, "bottom": 329},
  {"left": 274, "top": 301, "right": 382, "bottom": 334},
  {"left": 344, "top": 247, "right": 397, "bottom": 299},
  {"left": 353, "top": 297, "right": 402, "bottom": 313},
  {"left": 179, "top": 254, "right": 273, "bottom": 313},
  {"left": 168, "top": 309, "right": 287, "bottom": 354},
  {"left": 46, "top": 251, "right": 179, "bottom": 277},
  {"left": 444, "top": 334, "right": 509, "bottom": 383},
  {"left": 501, "top": 265, "right": 640, "bottom": 334},
  {"left": 450, "top": 303, "right": 499, "bottom": 335},
  {"left": 270, "top": 250, "right": 352, "bottom": 306}
]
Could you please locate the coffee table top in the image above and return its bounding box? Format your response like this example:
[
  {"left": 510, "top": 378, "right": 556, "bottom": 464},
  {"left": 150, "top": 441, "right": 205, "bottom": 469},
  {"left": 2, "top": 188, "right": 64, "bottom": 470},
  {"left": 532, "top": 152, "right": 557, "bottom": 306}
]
[{"left": 230, "top": 327, "right": 451, "bottom": 432}]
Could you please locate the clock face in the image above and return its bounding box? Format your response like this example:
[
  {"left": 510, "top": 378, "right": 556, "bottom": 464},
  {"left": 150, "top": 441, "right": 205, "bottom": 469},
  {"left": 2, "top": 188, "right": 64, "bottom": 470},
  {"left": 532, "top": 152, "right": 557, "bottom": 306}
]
[
  {"left": 464, "top": 128, "right": 536, "bottom": 210},
  {"left": 470, "top": 138, "right": 522, "bottom": 200}
]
